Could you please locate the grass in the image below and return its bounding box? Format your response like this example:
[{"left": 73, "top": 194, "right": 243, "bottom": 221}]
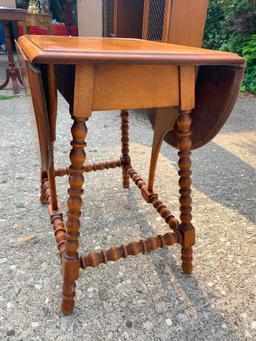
[{"left": 0, "top": 93, "right": 16, "bottom": 100}]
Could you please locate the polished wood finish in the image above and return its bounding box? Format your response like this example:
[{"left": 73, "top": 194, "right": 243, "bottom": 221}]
[
  {"left": 147, "top": 107, "right": 178, "bottom": 192},
  {"left": 120, "top": 110, "right": 130, "bottom": 188},
  {"left": 161, "top": 0, "right": 172, "bottom": 42},
  {"left": 104, "top": 0, "right": 208, "bottom": 46},
  {"left": 17, "top": 35, "right": 244, "bottom": 65},
  {"left": 47, "top": 65, "right": 57, "bottom": 142},
  {"left": 167, "top": 0, "right": 208, "bottom": 46},
  {"left": 47, "top": 159, "right": 58, "bottom": 211},
  {"left": 40, "top": 170, "right": 48, "bottom": 204},
  {"left": 55, "top": 159, "right": 122, "bottom": 177},
  {"left": 144, "top": 0, "right": 245, "bottom": 150},
  {"left": 0, "top": 7, "right": 27, "bottom": 21},
  {"left": 62, "top": 116, "right": 87, "bottom": 315},
  {"left": 16, "top": 42, "right": 52, "bottom": 171},
  {"left": 126, "top": 166, "right": 179, "bottom": 231},
  {"left": 0, "top": 8, "right": 27, "bottom": 94},
  {"left": 177, "top": 109, "right": 194, "bottom": 274},
  {"left": 141, "top": 0, "right": 149, "bottom": 39},
  {"left": 25, "top": 12, "right": 51, "bottom": 29},
  {"left": 73, "top": 64, "right": 95, "bottom": 118},
  {"left": 81, "top": 231, "right": 180, "bottom": 270},
  {"left": 93, "top": 64, "right": 179, "bottom": 110},
  {"left": 16, "top": 35, "right": 245, "bottom": 315},
  {"left": 147, "top": 64, "right": 246, "bottom": 150},
  {"left": 115, "top": 0, "right": 144, "bottom": 38},
  {"left": 148, "top": 65, "right": 195, "bottom": 193},
  {"left": 104, "top": 0, "right": 144, "bottom": 38},
  {"left": 41, "top": 175, "right": 66, "bottom": 256}
]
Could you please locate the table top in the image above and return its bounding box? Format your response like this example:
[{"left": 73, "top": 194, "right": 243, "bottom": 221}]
[
  {"left": 17, "top": 35, "right": 245, "bottom": 66},
  {"left": 0, "top": 7, "right": 27, "bottom": 21}
]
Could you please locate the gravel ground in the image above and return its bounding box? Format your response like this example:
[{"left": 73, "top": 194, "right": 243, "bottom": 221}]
[{"left": 0, "top": 60, "right": 255, "bottom": 340}]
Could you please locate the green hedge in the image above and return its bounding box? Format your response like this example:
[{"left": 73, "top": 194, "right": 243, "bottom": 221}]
[{"left": 203, "top": 0, "right": 256, "bottom": 93}]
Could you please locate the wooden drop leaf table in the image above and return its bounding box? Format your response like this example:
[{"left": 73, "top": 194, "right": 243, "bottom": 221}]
[{"left": 16, "top": 35, "right": 245, "bottom": 315}]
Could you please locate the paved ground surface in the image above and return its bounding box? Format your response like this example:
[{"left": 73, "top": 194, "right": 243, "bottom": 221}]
[{"left": 0, "top": 60, "right": 255, "bottom": 340}]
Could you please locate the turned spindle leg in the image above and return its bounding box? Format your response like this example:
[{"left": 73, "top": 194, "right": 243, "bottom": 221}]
[
  {"left": 40, "top": 170, "right": 48, "bottom": 204},
  {"left": 120, "top": 110, "right": 131, "bottom": 188},
  {"left": 61, "top": 116, "right": 87, "bottom": 315},
  {"left": 177, "top": 110, "right": 195, "bottom": 274},
  {"left": 40, "top": 158, "right": 58, "bottom": 209}
]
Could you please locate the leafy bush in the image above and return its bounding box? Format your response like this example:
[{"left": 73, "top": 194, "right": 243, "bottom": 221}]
[
  {"left": 203, "top": 0, "right": 256, "bottom": 93},
  {"left": 241, "top": 34, "right": 256, "bottom": 92}
]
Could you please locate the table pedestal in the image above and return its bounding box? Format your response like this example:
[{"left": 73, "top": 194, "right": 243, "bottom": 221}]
[{"left": 0, "top": 21, "right": 23, "bottom": 94}]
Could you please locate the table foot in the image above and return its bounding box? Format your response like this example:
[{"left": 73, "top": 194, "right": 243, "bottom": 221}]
[
  {"left": 61, "top": 116, "right": 87, "bottom": 315},
  {"left": 0, "top": 69, "right": 10, "bottom": 90},
  {"left": 181, "top": 247, "right": 193, "bottom": 274},
  {"left": 120, "top": 110, "right": 130, "bottom": 188},
  {"left": 10, "top": 68, "right": 20, "bottom": 94},
  {"left": 0, "top": 67, "right": 22, "bottom": 94}
]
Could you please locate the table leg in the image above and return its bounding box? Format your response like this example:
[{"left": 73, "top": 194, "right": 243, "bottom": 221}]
[
  {"left": 0, "top": 21, "right": 20, "bottom": 94},
  {"left": 120, "top": 110, "right": 130, "bottom": 188},
  {"left": 177, "top": 109, "right": 195, "bottom": 274},
  {"left": 40, "top": 155, "right": 58, "bottom": 209},
  {"left": 47, "top": 158, "right": 58, "bottom": 211},
  {"left": 61, "top": 116, "right": 87, "bottom": 315},
  {"left": 40, "top": 170, "right": 48, "bottom": 204}
]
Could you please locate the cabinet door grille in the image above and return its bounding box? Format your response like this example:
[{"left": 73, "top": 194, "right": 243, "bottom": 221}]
[
  {"left": 105, "top": 0, "right": 115, "bottom": 37},
  {"left": 147, "top": 0, "right": 166, "bottom": 41}
]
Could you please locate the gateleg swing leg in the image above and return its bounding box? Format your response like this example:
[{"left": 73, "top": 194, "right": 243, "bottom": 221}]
[{"left": 147, "top": 107, "right": 178, "bottom": 193}]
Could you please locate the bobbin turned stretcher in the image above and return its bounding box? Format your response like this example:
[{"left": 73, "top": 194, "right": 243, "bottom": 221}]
[{"left": 16, "top": 34, "right": 245, "bottom": 315}]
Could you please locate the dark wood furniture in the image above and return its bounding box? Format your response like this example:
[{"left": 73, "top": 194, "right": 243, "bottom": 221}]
[
  {"left": 104, "top": 0, "right": 144, "bottom": 38},
  {"left": 142, "top": 0, "right": 208, "bottom": 44},
  {"left": 103, "top": 0, "right": 208, "bottom": 46},
  {"left": 104, "top": 0, "right": 210, "bottom": 148},
  {"left": 0, "top": 7, "right": 27, "bottom": 94},
  {"left": 16, "top": 34, "right": 245, "bottom": 315},
  {"left": 25, "top": 12, "right": 52, "bottom": 29}
]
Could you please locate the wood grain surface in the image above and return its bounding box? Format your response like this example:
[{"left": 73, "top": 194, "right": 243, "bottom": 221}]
[{"left": 17, "top": 35, "right": 245, "bottom": 65}]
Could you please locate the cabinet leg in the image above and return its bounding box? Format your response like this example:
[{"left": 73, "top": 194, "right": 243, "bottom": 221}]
[
  {"left": 61, "top": 116, "right": 87, "bottom": 315},
  {"left": 120, "top": 110, "right": 130, "bottom": 188},
  {"left": 177, "top": 110, "right": 195, "bottom": 274}
]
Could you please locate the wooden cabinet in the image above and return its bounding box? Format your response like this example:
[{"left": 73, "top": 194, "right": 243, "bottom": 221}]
[
  {"left": 26, "top": 12, "right": 52, "bottom": 29},
  {"left": 104, "top": 0, "right": 144, "bottom": 38},
  {"left": 104, "top": 0, "right": 208, "bottom": 47},
  {"left": 142, "top": 0, "right": 168, "bottom": 41}
]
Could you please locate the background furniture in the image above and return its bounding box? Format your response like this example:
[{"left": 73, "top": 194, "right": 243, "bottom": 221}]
[
  {"left": 25, "top": 12, "right": 52, "bottom": 29},
  {"left": 0, "top": 0, "right": 16, "bottom": 8},
  {"left": 105, "top": 0, "right": 232, "bottom": 151},
  {"left": 103, "top": 0, "right": 208, "bottom": 46},
  {"left": 18, "top": 22, "right": 78, "bottom": 36},
  {"left": 77, "top": 0, "right": 102, "bottom": 37},
  {"left": 104, "top": 0, "right": 144, "bottom": 38},
  {"left": 0, "top": 7, "right": 27, "bottom": 94},
  {"left": 16, "top": 34, "right": 244, "bottom": 315}
]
